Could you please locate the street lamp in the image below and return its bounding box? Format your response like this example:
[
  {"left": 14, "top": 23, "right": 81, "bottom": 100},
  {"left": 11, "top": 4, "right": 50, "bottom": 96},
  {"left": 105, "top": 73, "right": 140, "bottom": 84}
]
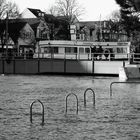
[{"left": 6, "top": 12, "right": 9, "bottom": 57}]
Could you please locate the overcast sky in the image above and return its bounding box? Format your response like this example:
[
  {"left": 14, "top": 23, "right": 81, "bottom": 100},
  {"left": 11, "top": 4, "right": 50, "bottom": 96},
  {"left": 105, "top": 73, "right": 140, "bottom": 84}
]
[{"left": 11, "top": 0, "right": 120, "bottom": 21}]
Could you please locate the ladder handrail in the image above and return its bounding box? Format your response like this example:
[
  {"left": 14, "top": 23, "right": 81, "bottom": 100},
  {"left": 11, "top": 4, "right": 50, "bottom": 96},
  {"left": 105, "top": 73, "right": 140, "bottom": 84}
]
[
  {"left": 110, "top": 81, "right": 140, "bottom": 97},
  {"left": 30, "top": 99, "right": 44, "bottom": 125},
  {"left": 84, "top": 88, "right": 95, "bottom": 107},
  {"left": 65, "top": 93, "right": 78, "bottom": 114}
]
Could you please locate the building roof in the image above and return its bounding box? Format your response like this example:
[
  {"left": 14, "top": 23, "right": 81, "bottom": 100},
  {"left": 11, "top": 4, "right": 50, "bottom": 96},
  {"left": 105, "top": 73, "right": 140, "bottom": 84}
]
[
  {"left": 0, "top": 18, "right": 40, "bottom": 32},
  {"left": 0, "top": 19, "right": 28, "bottom": 43},
  {"left": 27, "top": 8, "right": 57, "bottom": 24},
  {"left": 44, "top": 14, "right": 57, "bottom": 23},
  {"left": 19, "top": 18, "right": 40, "bottom": 27},
  {"left": 28, "top": 8, "right": 45, "bottom": 18},
  {"left": 0, "top": 19, "right": 27, "bottom": 32}
]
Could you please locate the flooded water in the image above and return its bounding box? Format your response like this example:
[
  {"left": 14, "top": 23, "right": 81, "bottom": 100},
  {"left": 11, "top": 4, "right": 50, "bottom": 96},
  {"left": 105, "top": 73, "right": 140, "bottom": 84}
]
[{"left": 0, "top": 75, "right": 140, "bottom": 140}]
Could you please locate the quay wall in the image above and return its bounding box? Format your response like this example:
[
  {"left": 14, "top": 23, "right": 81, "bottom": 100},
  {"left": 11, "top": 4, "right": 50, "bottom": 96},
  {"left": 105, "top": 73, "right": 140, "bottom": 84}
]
[
  {"left": 119, "top": 64, "right": 140, "bottom": 80},
  {"left": 0, "top": 59, "right": 124, "bottom": 75}
]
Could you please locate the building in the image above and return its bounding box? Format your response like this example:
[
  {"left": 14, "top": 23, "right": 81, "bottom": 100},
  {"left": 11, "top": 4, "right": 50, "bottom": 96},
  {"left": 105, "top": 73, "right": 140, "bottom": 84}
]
[
  {"left": 19, "top": 8, "right": 55, "bottom": 40},
  {"left": 19, "top": 8, "right": 70, "bottom": 40},
  {"left": 77, "top": 21, "right": 128, "bottom": 42},
  {"left": 0, "top": 19, "right": 35, "bottom": 55},
  {"left": 75, "top": 20, "right": 128, "bottom": 42},
  {"left": 0, "top": 7, "right": 129, "bottom": 57},
  {"left": 0, "top": 8, "right": 75, "bottom": 55}
]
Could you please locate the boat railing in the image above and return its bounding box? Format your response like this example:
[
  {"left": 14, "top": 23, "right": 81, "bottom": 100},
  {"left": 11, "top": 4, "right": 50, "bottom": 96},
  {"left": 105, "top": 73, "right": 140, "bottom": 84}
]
[
  {"left": 131, "top": 53, "right": 140, "bottom": 63},
  {"left": 110, "top": 81, "right": 140, "bottom": 97},
  {"left": 1, "top": 52, "right": 140, "bottom": 62}
]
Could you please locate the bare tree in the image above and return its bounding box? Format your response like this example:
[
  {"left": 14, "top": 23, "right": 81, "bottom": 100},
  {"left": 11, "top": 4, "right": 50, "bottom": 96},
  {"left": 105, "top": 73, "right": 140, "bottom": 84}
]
[
  {"left": 0, "top": 0, "right": 6, "bottom": 19},
  {"left": 104, "top": 10, "right": 123, "bottom": 41},
  {"left": 45, "top": 5, "right": 58, "bottom": 16},
  {"left": 55, "top": 0, "right": 84, "bottom": 24},
  {"left": 7, "top": 1, "right": 19, "bottom": 19},
  {"left": 0, "top": 0, "right": 19, "bottom": 19},
  {"left": 0, "top": 0, "right": 19, "bottom": 53},
  {"left": 108, "top": 10, "right": 121, "bottom": 22}
]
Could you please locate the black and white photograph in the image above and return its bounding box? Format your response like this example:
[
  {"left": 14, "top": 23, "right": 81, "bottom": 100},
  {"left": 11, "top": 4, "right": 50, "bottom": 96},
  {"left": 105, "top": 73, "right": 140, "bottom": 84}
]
[{"left": 0, "top": 0, "right": 140, "bottom": 139}]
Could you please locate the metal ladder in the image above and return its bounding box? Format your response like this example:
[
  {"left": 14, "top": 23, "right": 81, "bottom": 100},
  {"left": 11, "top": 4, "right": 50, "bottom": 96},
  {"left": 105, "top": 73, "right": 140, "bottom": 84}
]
[
  {"left": 30, "top": 99, "right": 45, "bottom": 125},
  {"left": 84, "top": 88, "right": 95, "bottom": 107},
  {"left": 65, "top": 93, "right": 79, "bottom": 115}
]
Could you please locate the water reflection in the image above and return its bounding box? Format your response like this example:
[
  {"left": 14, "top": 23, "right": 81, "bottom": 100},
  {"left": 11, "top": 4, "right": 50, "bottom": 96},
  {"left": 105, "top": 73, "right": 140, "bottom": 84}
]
[{"left": 0, "top": 75, "right": 140, "bottom": 139}]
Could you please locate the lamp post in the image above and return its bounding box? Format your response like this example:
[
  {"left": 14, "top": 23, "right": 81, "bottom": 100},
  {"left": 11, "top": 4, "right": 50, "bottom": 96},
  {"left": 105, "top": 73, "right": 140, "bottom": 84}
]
[{"left": 5, "top": 12, "right": 8, "bottom": 57}]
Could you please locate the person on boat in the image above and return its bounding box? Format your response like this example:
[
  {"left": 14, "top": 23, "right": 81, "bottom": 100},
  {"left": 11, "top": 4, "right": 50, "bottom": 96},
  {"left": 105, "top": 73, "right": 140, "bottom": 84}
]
[
  {"left": 104, "top": 48, "right": 110, "bottom": 60},
  {"left": 90, "top": 45, "right": 97, "bottom": 60},
  {"left": 109, "top": 49, "right": 115, "bottom": 60},
  {"left": 25, "top": 50, "right": 29, "bottom": 59},
  {"left": 29, "top": 49, "right": 34, "bottom": 59},
  {"left": 97, "top": 45, "right": 103, "bottom": 60}
]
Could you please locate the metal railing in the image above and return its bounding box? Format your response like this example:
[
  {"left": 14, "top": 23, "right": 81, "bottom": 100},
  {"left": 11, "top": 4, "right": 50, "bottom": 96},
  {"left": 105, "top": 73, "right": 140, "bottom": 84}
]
[
  {"left": 65, "top": 93, "right": 79, "bottom": 115},
  {"left": 0, "top": 52, "right": 131, "bottom": 60},
  {"left": 30, "top": 99, "right": 45, "bottom": 125},
  {"left": 2, "top": 52, "right": 140, "bottom": 63},
  {"left": 131, "top": 53, "right": 140, "bottom": 63},
  {"left": 110, "top": 81, "right": 140, "bottom": 97},
  {"left": 33, "top": 52, "right": 129, "bottom": 60},
  {"left": 84, "top": 88, "right": 95, "bottom": 107}
]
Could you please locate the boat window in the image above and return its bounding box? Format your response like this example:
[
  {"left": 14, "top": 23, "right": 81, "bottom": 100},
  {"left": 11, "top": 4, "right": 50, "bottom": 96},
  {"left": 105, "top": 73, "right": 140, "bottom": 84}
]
[
  {"left": 44, "top": 47, "right": 51, "bottom": 53},
  {"left": 65, "top": 47, "right": 71, "bottom": 53},
  {"left": 79, "top": 48, "right": 84, "bottom": 54},
  {"left": 44, "top": 47, "right": 58, "bottom": 53},
  {"left": 65, "top": 47, "right": 77, "bottom": 53},
  {"left": 123, "top": 48, "right": 127, "bottom": 53},
  {"left": 54, "top": 47, "right": 58, "bottom": 54},
  {"left": 85, "top": 48, "right": 90, "bottom": 53},
  {"left": 74, "top": 47, "right": 77, "bottom": 53},
  {"left": 117, "top": 48, "right": 123, "bottom": 53},
  {"left": 117, "top": 48, "right": 127, "bottom": 53}
]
